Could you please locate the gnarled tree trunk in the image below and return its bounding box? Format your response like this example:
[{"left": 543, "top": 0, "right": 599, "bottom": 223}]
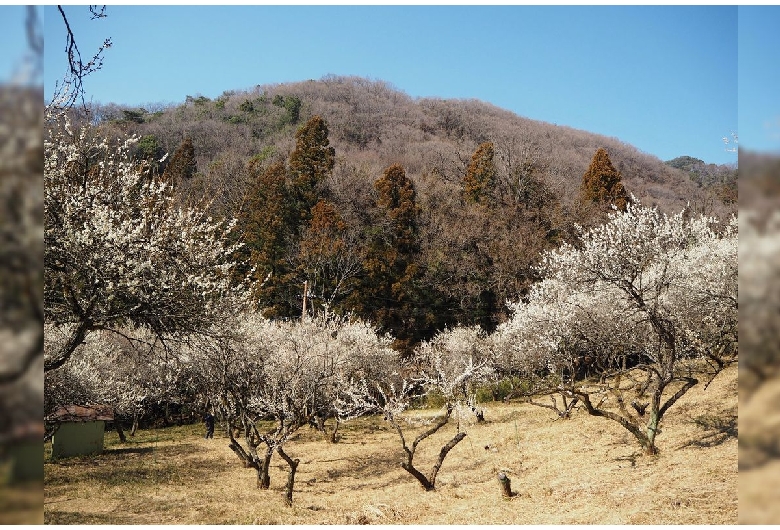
[
  {"left": 130, "top": 412, "right": 139, "bottom": 436},
  {"left": 392, "top": 404, "right": 466, "bottom": 491},
  {"left": 276, "top": 446, "right": 299, "bottom": 506},
  {"left": 256, "top": 446, "right": 273, "bottom": 489}
]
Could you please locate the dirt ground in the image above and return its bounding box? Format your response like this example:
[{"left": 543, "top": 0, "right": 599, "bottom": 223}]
[{"left": 44, "top": 365, "right": 737, "bottom": 524}]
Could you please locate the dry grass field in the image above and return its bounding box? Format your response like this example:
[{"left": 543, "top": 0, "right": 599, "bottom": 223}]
[
  {"left": 44, "top": 365, "right": 737, "bottom": 525},
  {"left": 0, "top": 480, "right": 43, "bottom": 524},
  {"left": 739, "top": 375, "right": 780, "bottom": 524}
]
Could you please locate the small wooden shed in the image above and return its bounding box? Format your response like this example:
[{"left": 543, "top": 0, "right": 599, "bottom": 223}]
[{"left": 48, "top": 404, "right": 114, "bottom": 459}]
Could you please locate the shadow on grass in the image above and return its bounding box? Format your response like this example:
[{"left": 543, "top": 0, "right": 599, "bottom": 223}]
[
  {"left": 680, "top": 413, "right": 738, "bottom": 450},
  {"left": 45, "top": 509, "right": 117, "bottom": 525},
  {"left": 104, "top": 446, "right": 155, "bottom": 456},
  {"left": 46, "top": 441, "right": 228, "bottom": 489},
  {"left": 315, "top": 445, "right": 404, "bottom": 484},
  {"left": 613, "top": 452, "right": 641, "bottom": 467},
  {"left": 739, "top": 428, "right": 780, "bottom": 471}
]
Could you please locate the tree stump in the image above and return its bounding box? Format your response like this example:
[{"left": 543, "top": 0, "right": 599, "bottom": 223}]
[{"left": 497, "top": 472, "right": 513, "bottom": 498}]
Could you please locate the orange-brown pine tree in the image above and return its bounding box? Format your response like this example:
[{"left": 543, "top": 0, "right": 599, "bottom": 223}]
[
  {"left": 296, "top": 199, "right": 361, "bottom": 312},
  {"left": 234, "top": 160, "right": 298, "bottom": 317},
  {"left": 462, "top": 141, "right": 496, "bottom": 204},
  {"left": 162, "top": 137, "right": 197, "bottom": 184},
  {"left": 348, "top": 164, "right": 425, "bottom": 355},
  {"left": 580, "top": 147, "right": 629, "bottom": 211}
]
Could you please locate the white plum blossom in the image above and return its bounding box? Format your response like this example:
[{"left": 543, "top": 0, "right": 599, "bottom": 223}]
[
  {"left": 193, "top": 310, "right": 397, "bottom": 504},
  {"left": 492, "top": 200, "right": 737, "bottom": 454},
  {"left": 44, "top": 108, "right": 250, "bottom": 372},
  {"left": 44, "top": 324, "right": 189, "bottom": 433}
]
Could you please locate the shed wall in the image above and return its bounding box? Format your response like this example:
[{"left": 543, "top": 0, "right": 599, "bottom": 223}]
[{"left": 51, "top": 421, "right": 105, "bottom": 458}]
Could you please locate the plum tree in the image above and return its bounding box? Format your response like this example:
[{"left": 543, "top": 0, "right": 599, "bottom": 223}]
[{"left": 493, "top": 200, "right": 737, "bottom": 454}]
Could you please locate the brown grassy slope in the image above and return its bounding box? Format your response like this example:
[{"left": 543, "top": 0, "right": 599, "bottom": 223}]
[
  {"left": 739, "top": 376, "right": 780, "bottom": 524},
  {"left": 44, "top": 365, "right": 736, "bottom": 525}
]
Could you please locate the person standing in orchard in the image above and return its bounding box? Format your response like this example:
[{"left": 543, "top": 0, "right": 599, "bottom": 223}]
[{"left": 203, "top": 412, "right": 215, "bottom": 439}]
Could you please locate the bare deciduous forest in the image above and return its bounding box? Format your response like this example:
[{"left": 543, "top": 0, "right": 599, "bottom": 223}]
[{"left": 74, "top": 76, "right": 737, "bottom": 344}]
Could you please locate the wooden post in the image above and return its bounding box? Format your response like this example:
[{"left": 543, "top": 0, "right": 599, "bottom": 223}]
[
  {"left": 301, "top": 280, "right": 309, "bottom": 320},
  {"left": 498, "top": 472, "right": 513, "bottom": 498}
]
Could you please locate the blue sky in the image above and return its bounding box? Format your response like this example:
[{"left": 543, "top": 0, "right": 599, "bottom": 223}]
[
  {"left": 0, "top": 6, "right": 41, "bottom": 85},
  {"left": 6, "top": 5, "right": 768, "bottom": 165},
  {"left": 739, "top": 6, "right": 780, "bottom": 156}
]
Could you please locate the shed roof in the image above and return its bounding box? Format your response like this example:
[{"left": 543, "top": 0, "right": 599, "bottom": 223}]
[{"left": 47, "top": 404, "right": 114, "bottom": 423}]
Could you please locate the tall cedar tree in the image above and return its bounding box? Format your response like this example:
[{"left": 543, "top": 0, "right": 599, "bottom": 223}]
[
  {"left": 352, "top": 164, "right": 427, "bottom": 355},
  {"left": 580, "top": 147, "right": 629, "bottom": 211},
  {"left": 296, "top": 199, "right": 355, "bottom": 313},
  {"left": 162, "top": 137, "right": 197, "bottom": 184},
  {"left": 460, "top": 141, "right": 500, "bottom": 330},
  {"left": 289, "top": 115, "right": 335, "bottom": 226},
  {"left": 462, "top": 141, "right": 497, "bottom": 204},
  {"left": 235, "top": 117, "right": 337, "bottom": 319},
  {"left": 234, "top": 160, "right": 298, "bottom": 318}
]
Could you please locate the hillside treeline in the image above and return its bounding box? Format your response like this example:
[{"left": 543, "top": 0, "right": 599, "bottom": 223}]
[{"left": 74, "top": 75, "right": 737, "bottom": 352}]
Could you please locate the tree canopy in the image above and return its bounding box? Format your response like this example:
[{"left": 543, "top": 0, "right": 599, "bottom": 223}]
[{"left": 44, "top": 110, "right": 248, "bottom": 372}]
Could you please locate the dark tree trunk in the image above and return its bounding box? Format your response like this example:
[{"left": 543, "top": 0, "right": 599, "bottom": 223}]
[
  {"left": 44, "top": 319, "right": 91, "bottom": 372},
  {"left": 314, "top": 415, "right": 340, "bottom": 443},
  {"left": 257, "top": 448, "right": 272, "bottom": 489},
  {"left": 401, "top": 461, "right": 434, "bottom": 491},
  {"left": 114, "top": 419, "right": 127, "bottom": 443},
  {"left": 428, "top": 432, "right": 466, "bottom": 487},
  {"left": 228, "top": 429, "right": 256, "bottom": 470},
  {"left": 392, "top": 405, "right": 466, "bottom": 491},
  {"left": 529, "top": 392, "right": 578, "bottom": 419},
  {"left": 328, "top": 418, "right": 340, "bottom": 443},
  {"left": 277, "top": 446, "right": 299, "bottom": 506}
]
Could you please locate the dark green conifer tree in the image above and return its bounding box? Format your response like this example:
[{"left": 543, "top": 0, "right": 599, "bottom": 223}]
[
  {"left": 233, "top": 160, "right": 298, "bottom": 318},
  {"left": 289, "top": 116, "right": 335, "bottom": 225},
  {"left": 350, "top": 164, "right": 427, "bottom": 355}
]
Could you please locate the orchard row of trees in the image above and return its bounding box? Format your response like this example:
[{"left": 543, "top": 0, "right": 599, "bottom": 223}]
[
  {"left": 46, "top": 200, "right": 737, "bottom": 501},
  {"left": 44, "top": 90, "right": 737, "bottom": 500}
]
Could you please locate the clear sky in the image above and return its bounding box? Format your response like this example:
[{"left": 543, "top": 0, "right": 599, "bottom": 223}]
[
  {"left": 739, "top": 6, "right": 780, "bottom": 156},
  {"left": 29, "top": 5, "right": 752, "bottom": 165},
  {"left": 0, "top": 6, "right": 41, "bottom": 85}
]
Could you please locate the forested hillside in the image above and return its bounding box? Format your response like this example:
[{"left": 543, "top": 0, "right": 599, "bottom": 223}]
[
  {"left": 665, "top": 155, "right": 737, "bottom": 202},
  {"left": 76, "top": 75, "right": 736, "bottom": 351}
]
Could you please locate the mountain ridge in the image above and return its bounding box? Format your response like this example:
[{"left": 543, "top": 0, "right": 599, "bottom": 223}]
[{"left": 88, "top": 74, "right": 735, "bottom": 222}]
